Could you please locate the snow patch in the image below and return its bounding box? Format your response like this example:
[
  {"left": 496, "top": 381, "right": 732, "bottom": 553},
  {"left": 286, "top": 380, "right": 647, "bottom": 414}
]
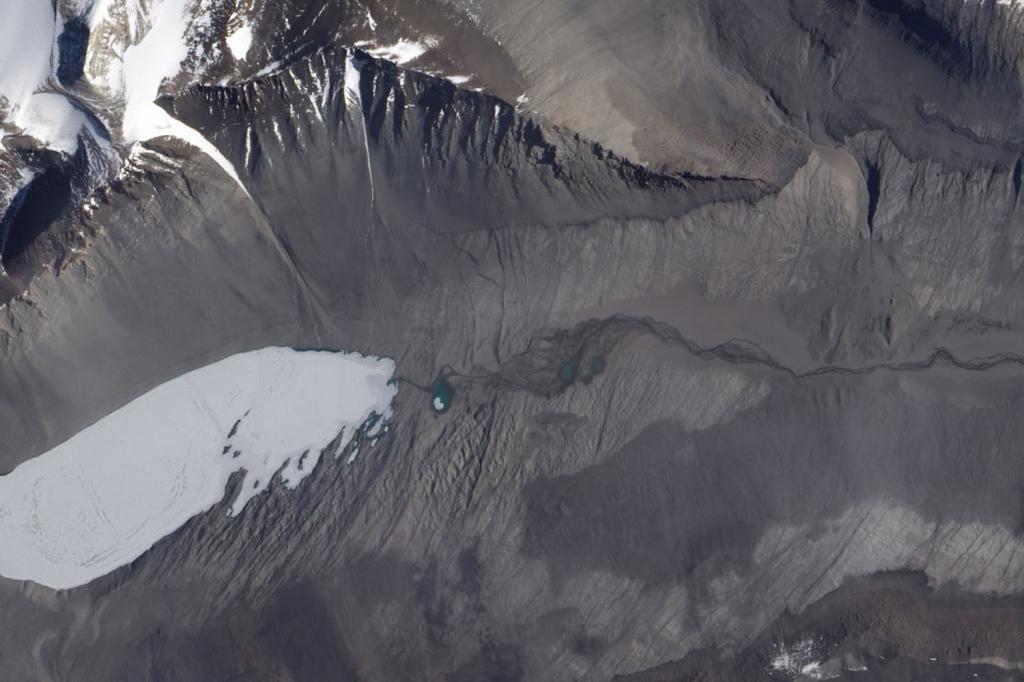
[
  {"left": 1, "top": 167, "right": 34, "bottom": 206},
  {"left": 346, "top": 53, "right": 375, "bottom": 216},
  {"left": 356, "top": 37, "right": 437, "bottom": 65},
  {"left": 254, "top": 60, "right": 284, "bottom": 77},
  {"left": 85, "top": 0, "right": 120, "bottom": 30},
  {"left": 226, "top": 24, "right": 254, "bottom": 60},
  {"left": 770, "top": 639, "right": 837, "bottom": 680},
  {"left": 0, "top": 347, "right": 396, "bottom": 590}
]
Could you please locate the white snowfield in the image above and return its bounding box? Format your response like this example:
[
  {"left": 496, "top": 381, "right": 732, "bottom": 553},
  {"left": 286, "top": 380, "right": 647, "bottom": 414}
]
[
  {"left": 0, "top": 348, "right": 397, "bottom": 590},
  {"left": 0, "top": 2, "right": 53, "bottom": 116},
  {"left": 226, "top": 24, "right": 254, "bottom": 60},
  {"left": 358, "top": 38, "right": 436, "bottom": 65},
  {"left": 12, "top": 93, "right": 86, "bottom": 156}
]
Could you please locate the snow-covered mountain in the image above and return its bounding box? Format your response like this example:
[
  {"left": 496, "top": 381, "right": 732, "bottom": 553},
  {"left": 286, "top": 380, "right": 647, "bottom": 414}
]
[{"left": 6, "top": 1, "right": 1024, "bottom": 680}]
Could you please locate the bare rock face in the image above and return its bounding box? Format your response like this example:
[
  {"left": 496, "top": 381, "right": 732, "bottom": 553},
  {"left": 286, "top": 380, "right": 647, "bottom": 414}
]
[{"left": 4, "top": 1, "right": 1024, "bottom": 680}]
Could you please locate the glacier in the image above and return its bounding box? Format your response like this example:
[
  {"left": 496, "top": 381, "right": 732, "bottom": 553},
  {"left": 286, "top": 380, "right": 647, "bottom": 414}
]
[{"left": 0, "top": 347, "right": 396, "bottom": 590}]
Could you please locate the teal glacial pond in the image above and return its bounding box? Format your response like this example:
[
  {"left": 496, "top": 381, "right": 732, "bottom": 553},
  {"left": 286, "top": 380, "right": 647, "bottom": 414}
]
[{"left": 431, "top": 377, "right": 455, "bottom": 412}]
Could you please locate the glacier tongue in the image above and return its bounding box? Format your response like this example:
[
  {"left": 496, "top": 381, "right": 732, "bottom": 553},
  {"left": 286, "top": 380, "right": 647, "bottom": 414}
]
[
  {"left": 131, "top": 104, "right": 252, "bottom": 199},
  {"left": 112, "top": 0, "right": 252, "bottom": 196}
]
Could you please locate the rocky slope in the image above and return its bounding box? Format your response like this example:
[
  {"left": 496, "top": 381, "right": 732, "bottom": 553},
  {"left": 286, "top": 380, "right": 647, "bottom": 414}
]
[{"left": 4, "top": 1, "right": 1024, "bottom": 680}]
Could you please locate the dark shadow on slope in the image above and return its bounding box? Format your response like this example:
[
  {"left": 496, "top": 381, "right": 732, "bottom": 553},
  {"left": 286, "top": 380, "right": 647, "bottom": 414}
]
[
  {"left": 57, "top": 16, "right": 89, "bottom": 86},
  {"left": 0, "top": 161, "right": 74, "bottom": 268}
]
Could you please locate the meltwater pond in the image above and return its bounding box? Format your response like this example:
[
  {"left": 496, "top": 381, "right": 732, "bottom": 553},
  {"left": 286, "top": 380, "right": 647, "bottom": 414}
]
[
  {"left": 431, "top": 377, "right": 455, "bottom": 412},
  {"left": 0, "top": 347, "right": 396, "bottom": 590}
]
